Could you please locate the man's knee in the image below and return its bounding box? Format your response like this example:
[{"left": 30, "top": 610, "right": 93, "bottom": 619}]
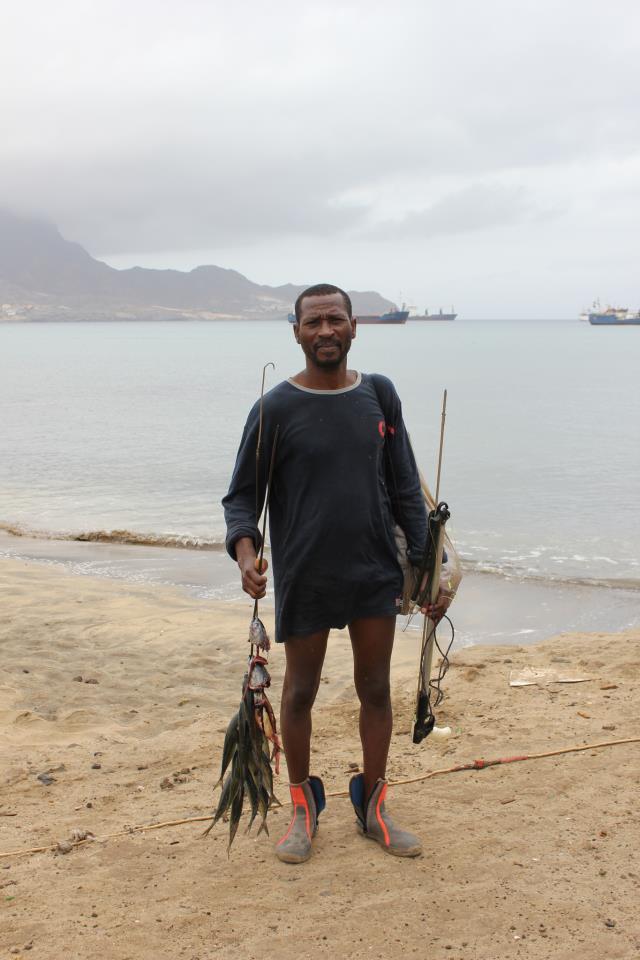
[
  {"left": 355, "top": 673, "right": 391, "bottom": 710},
  {"left": 282, "top": 678, "right": 318, "bottom": 713}
]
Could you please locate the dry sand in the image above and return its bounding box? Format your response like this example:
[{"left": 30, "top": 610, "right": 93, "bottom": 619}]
[{"left": 1, "top": 558, "right": 639, "bottom": 960}]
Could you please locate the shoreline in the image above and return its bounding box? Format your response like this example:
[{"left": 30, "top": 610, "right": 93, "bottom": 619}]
[
  {"left": 1, "top": 534, "right": 638, "bottom": 649},
  {"left": 1, "top": 558, "right": 638, "bottom": 958},
  {"left": 3, "top": 525, "right": 639, "bottom": 592}
]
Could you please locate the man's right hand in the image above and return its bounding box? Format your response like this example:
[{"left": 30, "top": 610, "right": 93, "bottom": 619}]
[{"left": 235, "top": 537, "right": 268, "bottom": 599}]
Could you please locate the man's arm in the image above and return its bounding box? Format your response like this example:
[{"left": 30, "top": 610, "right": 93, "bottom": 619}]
[
  {"left": 222, "top": 402, "right": 270, "bottom": 597},
  {"left": 382, "top": 378, "right": 450, "bottom": 622},
  {"left": 381, "top": 380, "right": 427, "bottom": 565}
]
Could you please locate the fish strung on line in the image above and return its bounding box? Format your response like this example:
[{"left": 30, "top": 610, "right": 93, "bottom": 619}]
[
  {"left": 249, "top": 615, "right": 270, "bottom": 652},
  {"left": 204, "top": 650, "right": 282, "bottom": 853},
  {"left": 247, "top": 655, "right": 270, "bottom": 690},
  {"left": 206, "top": 366, "right": 281, "bottom": 852}
]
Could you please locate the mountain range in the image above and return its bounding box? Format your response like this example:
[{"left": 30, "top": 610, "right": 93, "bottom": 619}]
[{"left": 0, "top": 210, "right": 394, "bottom": 322}]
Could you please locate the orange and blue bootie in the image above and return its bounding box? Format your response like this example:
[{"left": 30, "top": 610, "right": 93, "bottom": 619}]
[
  {"left": 349, "top": 773, "right": 422, "bottom": 857},
  {"left": 276, "top": 775, "right": 326, "bottom": 864}
]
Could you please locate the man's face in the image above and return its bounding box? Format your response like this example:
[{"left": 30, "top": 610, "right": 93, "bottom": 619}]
[{"left": 294, "top": 293, "right": 356, "bottom": 368}]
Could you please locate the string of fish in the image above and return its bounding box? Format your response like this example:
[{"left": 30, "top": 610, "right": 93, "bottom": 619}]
[{"left": 204, "top": 368, "right": 282, "bottom": 852}]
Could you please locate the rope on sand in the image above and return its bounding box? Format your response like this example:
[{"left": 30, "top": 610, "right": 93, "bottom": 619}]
[
  {"left": 322, "top": 735, "right": 640, "bottom": 796},
  {"left": 1, "top": 736, "right": 638, "bottom": 860}
]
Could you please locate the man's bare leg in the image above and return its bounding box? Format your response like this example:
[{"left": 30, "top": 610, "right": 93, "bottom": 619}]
[
  {"left": 280, "top": 629, "right": 329, "bottom": 783},
  {"left": 348, "top": 615, "right": 421, "bottom": 856},
  {"left": 276, "top": 629, "right": 329, "bottom": 862},
  {"left": 349, "top": 615, "right": 396, "bottom": 800}
]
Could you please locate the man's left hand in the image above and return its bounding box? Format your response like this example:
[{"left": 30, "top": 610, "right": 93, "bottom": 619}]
[{"left": 420, "top": 587, "right": 451, "bottom": 624}]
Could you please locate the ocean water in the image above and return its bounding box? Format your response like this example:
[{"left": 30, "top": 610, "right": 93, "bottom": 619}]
[{"left": 1, "top": 318, "right": 639, "bottom": 599}]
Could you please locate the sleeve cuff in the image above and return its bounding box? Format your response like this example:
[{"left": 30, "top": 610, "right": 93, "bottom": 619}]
[{"left": 226, "top": 527, "right": 262, "bottom": 561}]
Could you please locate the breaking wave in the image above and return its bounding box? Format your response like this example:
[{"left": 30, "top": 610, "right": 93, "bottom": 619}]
[
  {"left": 2, "top": 522, "right": 638, "bottom": 591},
  {"left": 460, "top": 556, "right": 640, "bottom": 592},
  {"left": 0, "top": 522, "right": 226, "bottom": 552}
]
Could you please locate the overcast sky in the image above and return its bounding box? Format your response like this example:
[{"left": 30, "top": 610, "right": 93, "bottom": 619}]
[{"left": 3, "top": 0, "right": 640, "bottom": 317}]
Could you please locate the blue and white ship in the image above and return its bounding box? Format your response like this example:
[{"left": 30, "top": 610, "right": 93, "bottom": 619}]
[
  {"left": 287, "top": 308, "right": 409, "bottom": 324},
  {"left": 580, "top": 299, "right": 600, "bottom": 321},
  {"left": 588, "top": 305, "right": 640, "bottom": 325}
]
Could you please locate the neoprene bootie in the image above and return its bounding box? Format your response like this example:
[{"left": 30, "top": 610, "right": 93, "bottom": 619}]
[
  {"left": 349, "top": 773, "right": 422, "bottom": 857},
  {"left": 275, "top": 775, "right": 326, "bottom": 864}
]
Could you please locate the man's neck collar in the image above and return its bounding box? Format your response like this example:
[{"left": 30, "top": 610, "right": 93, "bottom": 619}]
[{"left": 291, "top": 365, "right": 358, "bottom": 391}]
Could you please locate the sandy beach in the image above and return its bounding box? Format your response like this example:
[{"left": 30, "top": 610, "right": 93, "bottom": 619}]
[{"left": 1, "top": 558, "right": 639, "bottom": 960}]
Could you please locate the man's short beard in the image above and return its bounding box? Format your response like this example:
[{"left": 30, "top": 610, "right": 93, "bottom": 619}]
[
  {"left": 313, "top": 352, "right": 345, "bottom": 369},
  {"left": 309, "top": 339, "right": 351, "bottom": 369}
]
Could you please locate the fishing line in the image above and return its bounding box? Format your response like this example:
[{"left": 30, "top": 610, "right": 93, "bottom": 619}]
[
  {"left": 252, "top": 361, "right": 275, "bottom": 625},
  {"left": 414, "top": 613, "right": 454, "bottom": 726},
  {"left": 429, "top": 614, "right": 454, "bottom": 710},
  {"left": 250, "top": 425, "right": 280, "bottom": 642}
]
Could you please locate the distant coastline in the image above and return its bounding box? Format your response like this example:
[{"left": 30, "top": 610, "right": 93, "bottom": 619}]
[
  {"left": 0, "top": 209, "right": 395, "bottom": 323},
  {"left": 0, "top": 309, "right": 298, "bottom": 323},
  {"left": 0, "top": 313, "right": 583, "bottom": 323}
]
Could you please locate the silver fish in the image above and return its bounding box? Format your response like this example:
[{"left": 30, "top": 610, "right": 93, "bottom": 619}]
[
  {"left": 247, "top": 660, "right": 270, "bottom": 691},
  {"left": 248, "top": 616, "right": 270, "bottom": 651}
]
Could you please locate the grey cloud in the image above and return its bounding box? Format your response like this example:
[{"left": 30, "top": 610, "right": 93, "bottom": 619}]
[
  {"left": 5, "top": 149, "right": 370, "bottom": 255},
  {"left": 1, "top": 0, "right": 640, "bottom": 265},
  {"left": 363, "top": 183, "right": 542, "bottom": 241}
]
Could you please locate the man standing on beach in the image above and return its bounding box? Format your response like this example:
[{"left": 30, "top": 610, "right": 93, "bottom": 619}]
[{"left": 223, "top": 283, "right": 448, "bottom": 863}]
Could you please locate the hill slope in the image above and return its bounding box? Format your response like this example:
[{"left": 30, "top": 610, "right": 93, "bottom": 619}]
[{"left": 0, "top": 210, "right": 395, "bottom": 321}]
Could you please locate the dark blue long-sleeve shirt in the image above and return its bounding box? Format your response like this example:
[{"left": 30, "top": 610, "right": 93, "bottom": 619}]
[{"left": 222, "top": 372, "right": 427, "bottom": 642}]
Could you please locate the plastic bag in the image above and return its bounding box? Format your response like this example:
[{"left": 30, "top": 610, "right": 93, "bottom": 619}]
[{"left": 395, "top": 471, "right": 463, "bottom": 617}]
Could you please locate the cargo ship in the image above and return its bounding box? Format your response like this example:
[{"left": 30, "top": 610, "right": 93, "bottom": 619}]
[
  {"left": 588, "top": 306, "right": 640, "bottom": 325},
  {"left": 288, "top": 309, "right": 409, "bottom": 324},
  {"left": 579, "top": 299, "right": 600, "bottom": 321},
  {"left": 356, "top": 308, "right": 408, "bottom": 324},
  {"left": 409, "top": 306, "right": 457, "bottom": 321}
]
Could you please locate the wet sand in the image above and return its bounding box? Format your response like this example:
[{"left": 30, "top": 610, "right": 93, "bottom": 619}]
[
  {"left": 1, "top": 530, "right": 639, "bottom": 648},
  {"left": 1, "top": 558, "right": 639, "bottom": 959}
]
